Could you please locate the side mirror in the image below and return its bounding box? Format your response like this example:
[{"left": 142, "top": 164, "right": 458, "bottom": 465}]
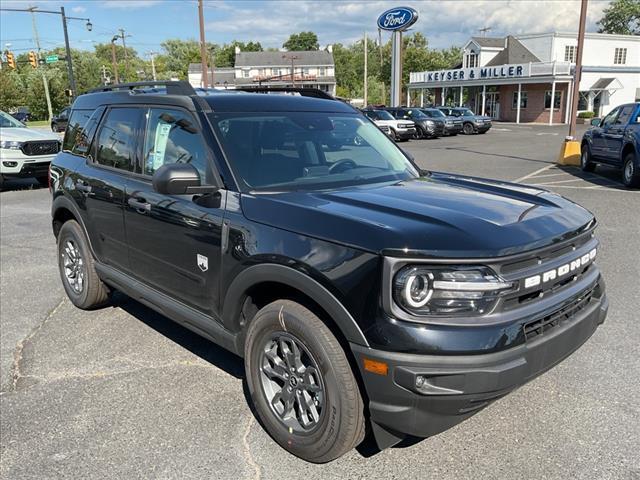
[
  {"left": 152, "top": 163, "right": 217, "bottom": 195},
  {"left": 590, "top": 118, "right": 601, "bottom": 127}
]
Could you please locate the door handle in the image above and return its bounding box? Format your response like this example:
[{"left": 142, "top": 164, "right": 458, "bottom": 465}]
[{"left": 128, "top": 197, "right": 151, "bottom": 213}]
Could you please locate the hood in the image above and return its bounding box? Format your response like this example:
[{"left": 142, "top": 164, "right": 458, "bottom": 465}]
[
  {"left": 0, "top": 127, "right": 59, "bottom": 142},
  {"left": 240, "top": 173, "right": 595, "bottom": 258}
]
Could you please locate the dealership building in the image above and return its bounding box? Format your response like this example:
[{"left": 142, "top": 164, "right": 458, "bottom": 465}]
[
  {"left": 408, "top": 32, "right": 640, "bottom": 124},
  {"left": 188, "top": 49, "right": 336, "bottom": 94}
]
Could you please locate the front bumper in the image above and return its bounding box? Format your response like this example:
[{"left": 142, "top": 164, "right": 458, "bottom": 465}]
[
  {"left": 396, "top": 128, "right": 416, "bottom": 140},
  {"left": 0, "top": 151, "right": 55, "bottom": 178},
  {"left": 474, "top": 122, "right": 492, "bottom": 132},
  {"left": 444, "top": 123, "right": 463, "bottom": 134},
  {"left": 351, "top": 280, "right": 607, "bottom": 445}
]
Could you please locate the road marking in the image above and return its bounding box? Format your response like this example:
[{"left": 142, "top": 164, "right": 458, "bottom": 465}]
[
  {"left": 513, "top": 165, "right": 554, "bottom": 183},
  {"left": 536, "top": 132, "right": 559, "bottom": 136},
  {"left": 526, "top": 184, "right": 625, "bottom": 192},
  {"left": 529, "top": 178, "right": 591, "bottom": 185},
  {"left": 492, "top": 128, "right": 512, "bottom": 131}
]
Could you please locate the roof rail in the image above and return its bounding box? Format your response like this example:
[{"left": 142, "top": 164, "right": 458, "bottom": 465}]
[
  {"left": 236, "top": 86, "right": 336, "bottom": 100},
  {"left": 87, "top": 81, "right": 197, "bottom": 96}
]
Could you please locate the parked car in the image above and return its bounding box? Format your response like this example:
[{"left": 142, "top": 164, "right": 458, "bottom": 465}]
[
  {"left": 385, "top": 107, "right": 443, "bottom": 138},
  {"left": 419, "top": 108, "right": 462, "bottom": 136},
  {"left": 581, "top": 102, "right": 639, "bottom": 188},
  {"left": 50, "top": 82, "right": 607, "bottom": 463},
  {"left": 0, "top": 110, "right": 60, "bottom": 189},
  {"left": 51, "top": 107, "right": 70, "bottom": 133},
  {"left": 10, "top": 107, "right": 31, "bottom": 123},
  {"left": 362, "top": 109, "right": 415, "bottom": 141},
  {"left": 438, "top": 107, "right": 492, "bottom": 135}
]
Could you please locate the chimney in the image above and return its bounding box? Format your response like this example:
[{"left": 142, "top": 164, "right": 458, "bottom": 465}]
[
  {"left": 327, "top": 44, "right": 333, "bottom": 53},
  {"left": 235, "top": 46, "right": 241, "bottom": 54}
]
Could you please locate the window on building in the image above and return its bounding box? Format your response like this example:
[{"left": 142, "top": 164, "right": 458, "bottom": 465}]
[
  {"left": 614, "top": 48, "right": 627, "bottom": 65},
  {"left": 242, "top": 69, "right": 250, "bottom": 78},
  {"left": 545, "top": 90, "right": 562, "bottom": 110},
  {"left": 96, "top": 108, "right": 142, "bottom": 172},
  {"left": 511, "top": 91, "right": 528, "bottom": 109},
  {"left": 465, "top": 53, "right": 478, "bottom": 68},
  {"left": 273, "top": 68, "right": 281, "bottom": 77},
  {"left": 577, "top": 91, "right": 589, "bottom": 111},
  {"left": 318, "top": 67, "right": 326, "bottom": 76},
  {"left": 302, "top": 67, "right": 310, "bottom": 76},
  {"left": 142, "top": 108, "right": 209, "bottom": 179},
  {"left": 258, "top": 68, "right": 265, "bottom": 76},
  {"left": 564, "top": 45, "right": 576, "bottom": 62}
]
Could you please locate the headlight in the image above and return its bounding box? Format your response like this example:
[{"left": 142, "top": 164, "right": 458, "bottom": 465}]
[
  {"left": 0, "top": 140, "right": 24, "bottom": 150},
  {"left": 425, "top": 120, "right": 434, "bottom": 126},
  {"left": 393, "top": 265, "right": 514, "bottom": 317}
]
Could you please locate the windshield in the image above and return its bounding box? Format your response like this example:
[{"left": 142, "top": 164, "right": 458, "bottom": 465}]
[
  {"left": 366, "top": 110, "right": 395, "bottom": 121},
  {"left": 210, "top": 112, "right": 419, "bottom": 191},
  {"left": 406, "top": 109, "right": 427, "bottom": 119},
  {"left": 424, "top": 109, "right": 445, "bottom": 118},
  {"left": 453, "top": 109, "right": 475, "bottom": 117},
  {"left": 0, "top": 111, "right": 25, "bottom": 128}
]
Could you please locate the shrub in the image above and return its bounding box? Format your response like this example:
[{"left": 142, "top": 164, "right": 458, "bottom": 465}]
[{"left": 578, "top": 111, "right": 596, "bottom": 118}]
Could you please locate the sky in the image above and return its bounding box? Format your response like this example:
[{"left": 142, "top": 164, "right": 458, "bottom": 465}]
[{"left": 1, "top": 0, "right": 611, "bottom": 59}]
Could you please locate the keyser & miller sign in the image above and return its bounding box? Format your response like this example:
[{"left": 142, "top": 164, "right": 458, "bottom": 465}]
[{"left": 412, "top": 63, "right": 531, "bottom": 84}]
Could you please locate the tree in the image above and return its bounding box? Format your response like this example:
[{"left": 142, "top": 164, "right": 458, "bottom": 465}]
[
  {"left": 283, "top": 31, "right": 319, "bottom": 51},
  {"left": 215, "top": 40, "right": 263, "bottom": 68},
  {"left": 597, "top": 0, "right": 640, "bottom": 35}
]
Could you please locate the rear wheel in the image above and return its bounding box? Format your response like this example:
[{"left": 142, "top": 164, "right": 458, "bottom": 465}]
[
  {"left": 581, "top": 144, "right": 596, "bottom": 172},
  {"left": 57, "top": 220, "right": 109, "bottom": 309},
  {"left": 622, "top": 153, "right": 639, "bottom": 188},
  {"left": 244, "top": 300, "right": 365, "bottom": 463},
  {"left": 463, "top": 123, "right": 475, "bottom": 135}
]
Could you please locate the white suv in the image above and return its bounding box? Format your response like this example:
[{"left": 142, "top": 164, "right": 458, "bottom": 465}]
[
  {"left": 0, "top": 111, "right": 60, "bottom": 188},
  {"left": 363, "top": 109, "right": 416, "bottom": 142}
]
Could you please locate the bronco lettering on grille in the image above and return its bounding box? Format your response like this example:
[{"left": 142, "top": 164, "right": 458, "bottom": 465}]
[{"left": 523, "top": 248, "right": 597, "bottom": 289}]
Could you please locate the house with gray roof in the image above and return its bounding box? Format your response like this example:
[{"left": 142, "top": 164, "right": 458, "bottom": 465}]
[{"left": 188, "top": 48, "right": 336, "bottom": 94}]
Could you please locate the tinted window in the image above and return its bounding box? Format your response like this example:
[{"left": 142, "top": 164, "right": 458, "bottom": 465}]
[
  {"left": 62, "top": 110, "right": 92, "bottom": 154},
  {"left": 96, "top": 108, "right": 141, "bottom": 172},
  {"left": 601, "top": 107, "right": 619, "bottom": 128},
  {"left": 143, "top": 108, "right": 209, "bottom": 179},
  {"left": 614, "top": 105, "right": 634, "bottom": 125}
]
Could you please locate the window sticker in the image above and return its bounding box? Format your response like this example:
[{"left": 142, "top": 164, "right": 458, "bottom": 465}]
[{"left": 150, "top": 121, "right": 172, "bottom": 171}]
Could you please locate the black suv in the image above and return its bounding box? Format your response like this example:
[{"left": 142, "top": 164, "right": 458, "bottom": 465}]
[
  {"left": 438, "top": 107, "right": 492, "bottom": 134},
  {"left": 385, "top": 107, "right": 444, "bottom": 138},
  {"left": 50, "top": 81, "right": 607, "bottom": 463}
]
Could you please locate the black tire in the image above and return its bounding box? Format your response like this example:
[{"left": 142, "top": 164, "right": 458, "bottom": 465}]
[
  {"left": 581, "top": 144, "right": 596, "bottom": 172},
  {"left": 51, "top": 123, "right": 57, "bottom": 132},
  {"left": 413, "top": 127, "right": 424, "bottom": 140},
  {"left": 244, "top": 300, "right": 365, "bottom": 463},
  {"left": 57, "top": 220, "right": 109, "bottom": 309},
  {"left": 622, "top": 152, "right": 639, "bottom": 188},
  {"left": 463, "top": 123, "right": 475, "bottom": 135},
  {"left": 390, "top": 129, "right": 398, "bottom": 142}
]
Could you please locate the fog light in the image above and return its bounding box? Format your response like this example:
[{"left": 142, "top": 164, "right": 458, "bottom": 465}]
[
  {"left": 416, "top": 375, "right": 425, "bottom": 387},
  {"left": 2, "top": 161, "right": 18, "bottom": 167}
]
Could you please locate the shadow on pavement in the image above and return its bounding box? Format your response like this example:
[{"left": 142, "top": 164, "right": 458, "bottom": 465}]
[{"left": 553, "top": 165, "right": 630, "bottom": 190}]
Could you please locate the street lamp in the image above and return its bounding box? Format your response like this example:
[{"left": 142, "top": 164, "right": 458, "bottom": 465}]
[{"left": 111, "top": 36, "right": 120, "bottom": 84}]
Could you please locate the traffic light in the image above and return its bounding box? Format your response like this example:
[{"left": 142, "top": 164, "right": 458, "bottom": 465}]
[
  {"left": 28, "top": 51, "right": 37, "bottom": 68},
  {"left": 6, "top": 52, "right": 16, "bottom": 69}
]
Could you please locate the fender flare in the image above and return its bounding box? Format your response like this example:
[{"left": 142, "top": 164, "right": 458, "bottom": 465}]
[
  {"left": 51, "top": 194, "right": 97, "bottom": 257},
  {"left": 222, "top": 263, "right": 369, "bottom": 348}
]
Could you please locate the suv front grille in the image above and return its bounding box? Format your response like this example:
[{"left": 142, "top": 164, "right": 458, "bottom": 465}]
[
  {"left": 523, "top": 286, "right": 595, "bottom": 340},
  {"left": 21, "top": 141, "right": 60, "bottom": 156}
]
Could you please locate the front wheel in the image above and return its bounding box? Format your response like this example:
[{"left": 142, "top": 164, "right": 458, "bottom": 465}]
[
  {"left": 463, "top": 123, "right": 475, "bottom": 135},
  {"left": 622, "top": 153, "right": 639, "bottom": 188},
  {"left": 244, "top": 300, "right": 365, "bottom": 463},
  {"left": 581, "top": 144, "right": 596, "bottom": 172}
]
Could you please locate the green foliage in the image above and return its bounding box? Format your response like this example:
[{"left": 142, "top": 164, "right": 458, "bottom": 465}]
[
  {"left": 597, "top": 0, "right": 640, "bottom": 34},
  {"left": 283, "top": 32, "right": 319, "bottom": 51}
]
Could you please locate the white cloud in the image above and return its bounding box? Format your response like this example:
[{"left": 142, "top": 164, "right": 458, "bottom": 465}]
[
  {"left": 71, "top": 5, "right": 87, "bottom": 13},
  {"left": 204, "top": 0, "right": 610, "bottom": 49},
  {"left": 100, "top": 0, "right": 163, "bottom": 9}
]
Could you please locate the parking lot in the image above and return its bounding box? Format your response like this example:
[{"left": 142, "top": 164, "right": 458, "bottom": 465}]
[{"left": 1, "top": 124, "right": 639, "bottom": 479}]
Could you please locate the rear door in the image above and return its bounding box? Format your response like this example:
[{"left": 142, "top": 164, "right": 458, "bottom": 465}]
[
  {"left": 123, "top": 106, "right": 226, "bottom": 316},
  {"left": 74, "top": 106, "right": 143, "bottom": 271}
]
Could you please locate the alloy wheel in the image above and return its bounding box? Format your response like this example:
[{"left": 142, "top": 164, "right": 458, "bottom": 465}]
[
  {"left": 62, "top": 239, "right": 85, "bottom": 294},
  {"left": 260, "top": 332, "right": 325, "bottom": 434},
  {"left": 624, "top": 160, "right": 634, "bottom": 184}
]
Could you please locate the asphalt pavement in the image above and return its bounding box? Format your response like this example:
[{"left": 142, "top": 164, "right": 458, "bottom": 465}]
[{"left": 1, "top": 123, "right": 639, "bottom": 479}]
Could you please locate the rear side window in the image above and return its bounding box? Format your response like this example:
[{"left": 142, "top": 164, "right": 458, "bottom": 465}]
[
  {"left": 142, "top": 108, "right": 208, "bottom": 178},
  {"left": 95, "top": 108, "right": 142, "bottom": 172},
  {"left": 615, "top": 105, "right": 634, "bottom": 126},
  {"left": 62, "top": 109, "right": 92, "bottom": 154}
]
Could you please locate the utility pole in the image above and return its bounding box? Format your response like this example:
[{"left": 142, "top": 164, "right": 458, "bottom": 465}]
[
  {"left": 198, "top": 0, "right": 208, "bottom": 88},
  {"left": 60, "top": 6, "right": 76, "bottom": 97},
  {"left": 119, "top": 29, "right": 130, "bottom": 82},
  {"left": 28, "top": 8, "right": 53, "bottom": 121},
  {"left": 363, "top": 32, "right": 368, "bottom": 106},
  {"left": 282, "top": 54, "right": 298, "bottom": 87},
  {"left": 148, "top": 51, "right": 157, "bottom": 81},
  {"left": 569, "top": 0, "right": 588, "bottom": 140},
  {"left": 378, "top": 28, "right": 385, "bottom": 105},
  {"left": 111, "top": 36, "right": 120, "bottom": 84}
]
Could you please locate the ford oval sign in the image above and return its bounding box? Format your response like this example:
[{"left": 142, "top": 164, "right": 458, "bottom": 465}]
[{"left": 377, "top": 6, "right": 418, "bottom": 31}]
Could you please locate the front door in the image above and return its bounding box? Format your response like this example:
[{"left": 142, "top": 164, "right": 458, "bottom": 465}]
[
  {"left": 605, "top": 104, "right": 634, "bottom": 164},
  {"left": 485, "top": 92, "right": 500, "bottom": 119},
  {"left": 591, "top": 106, "right": 619, "bottom": 161},
  {"left": 123, "top": 106, "right": 225, "bottom": 316}
]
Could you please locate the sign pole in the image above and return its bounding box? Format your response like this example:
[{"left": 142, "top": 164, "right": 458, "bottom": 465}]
[
  {"left": 390, "top": 31, "right": 401, "bottom": 106},
  {"left": 60, "top": 6, "right": 77, "bottom": 98}
]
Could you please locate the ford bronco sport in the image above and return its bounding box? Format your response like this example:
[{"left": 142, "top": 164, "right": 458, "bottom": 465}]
[{"left": 50, "top": 81, "right": 608, "bottom": 463}]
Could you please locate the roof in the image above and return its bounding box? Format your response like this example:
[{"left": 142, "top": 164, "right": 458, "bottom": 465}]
[
  {"left": 485, "top": 36, "right": 540, "bottom": 66},
  {"left": 235, "top": 50, "right": 334, "bottom": 67},
  {"left": 204, "top": 93, "right": 353, "bottom": 113},
  {"left": 470, "top": 37, "right": 505, "bottom": 48}
]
